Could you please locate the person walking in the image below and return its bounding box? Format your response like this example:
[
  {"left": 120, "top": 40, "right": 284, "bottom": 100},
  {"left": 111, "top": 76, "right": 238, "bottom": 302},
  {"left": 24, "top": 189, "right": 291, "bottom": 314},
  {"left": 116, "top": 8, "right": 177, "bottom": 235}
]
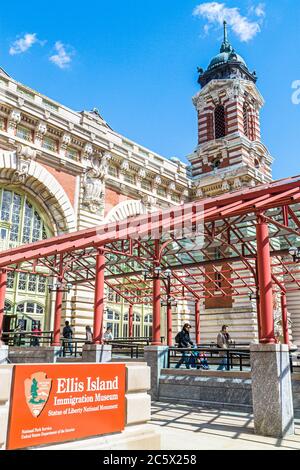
[
  {"left": 217, "top": 325, "right": 232, "bottom": 371},
  {"left": 62, "top": 321, "right": 74, "bottom": 355},
  {"left": 85, "top": 325, "right": 93, "bottom": 344},
  {"left": 175, "top": 323, "right": 194, "bottom": 369}
]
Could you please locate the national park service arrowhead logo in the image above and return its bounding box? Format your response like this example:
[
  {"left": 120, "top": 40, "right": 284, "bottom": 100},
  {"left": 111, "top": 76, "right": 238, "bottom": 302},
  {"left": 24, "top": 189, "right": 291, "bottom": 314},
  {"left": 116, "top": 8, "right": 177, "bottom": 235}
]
[{"left": 24, "top": 372, "right": 52, "bottom": 418}]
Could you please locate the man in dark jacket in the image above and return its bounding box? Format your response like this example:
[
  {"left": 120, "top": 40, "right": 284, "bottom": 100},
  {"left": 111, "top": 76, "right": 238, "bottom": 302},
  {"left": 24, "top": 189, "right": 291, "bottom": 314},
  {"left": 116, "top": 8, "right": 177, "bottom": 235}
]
[
  {"left": 62, "top": 321, "right": 73, "bottom": 355},
  {"left": 175, "top": 323, "right": 194, "bottom": 369}
]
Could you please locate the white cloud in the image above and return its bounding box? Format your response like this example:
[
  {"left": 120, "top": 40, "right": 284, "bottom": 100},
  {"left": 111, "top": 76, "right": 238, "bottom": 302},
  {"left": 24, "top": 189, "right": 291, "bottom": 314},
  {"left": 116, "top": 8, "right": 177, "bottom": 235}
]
[
  {"left": 193, "top": 2, "right": 265, "bottom": 42},
  {"left": 252, "top": 3, "right": 266, "bottom": 18},
  {"left": 49, "top": 41, "right": 73, "bottom": 69},
  {"left": 9, "top": 33, "right": 40, "bottom": 55}
]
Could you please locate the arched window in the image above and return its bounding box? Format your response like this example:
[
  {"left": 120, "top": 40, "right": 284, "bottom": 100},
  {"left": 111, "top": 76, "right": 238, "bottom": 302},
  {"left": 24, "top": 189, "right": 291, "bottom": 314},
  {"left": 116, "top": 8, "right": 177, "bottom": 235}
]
[
  {"left": 0, "top": 189, "right": 52, "bottom": 332},
  {"left": 0, "top": 190, "right": 50, "bottom": 246},
  {"left": 243, "top": 103, "right": 255, "bottom": 141},
  {"left": 214, "top": 105, "right": 226, "bottom": 139},
  {"left": 144, "top": 314, "right": 153, "bottom": 338},
  {"left": 243, "top": 103, "right": 250, "bottom": 138},
  {"left": 105, "top": 309, "right": 120, "bottom": 338},
  {"left": 133, "top": 313, "right": 141, "bottom": 338}
]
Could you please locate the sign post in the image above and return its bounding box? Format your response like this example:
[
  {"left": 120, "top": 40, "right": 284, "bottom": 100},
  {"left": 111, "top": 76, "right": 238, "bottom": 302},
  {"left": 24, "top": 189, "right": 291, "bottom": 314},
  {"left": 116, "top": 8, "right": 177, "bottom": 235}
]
[{"left": 6, "top": 363, "right": 126, "bottom": 450}]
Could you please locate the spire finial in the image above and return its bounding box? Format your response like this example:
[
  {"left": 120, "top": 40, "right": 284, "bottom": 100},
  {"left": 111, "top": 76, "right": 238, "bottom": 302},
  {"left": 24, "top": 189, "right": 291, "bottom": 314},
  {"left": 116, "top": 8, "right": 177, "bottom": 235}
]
[
  {"left": 220, "top": 19, "right": 232, "bottom": 53},
  {"left": 223, "top": 20, "right": 228, "bottom": 44}
]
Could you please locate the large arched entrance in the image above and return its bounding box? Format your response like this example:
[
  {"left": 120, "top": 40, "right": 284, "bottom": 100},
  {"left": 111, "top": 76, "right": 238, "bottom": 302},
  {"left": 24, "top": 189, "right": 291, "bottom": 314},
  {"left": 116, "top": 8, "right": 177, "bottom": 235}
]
[
  {"left": 0, "top": 188, "right": 52, "bottom": 332},
  {"left": 0, "top": 149, "right": 76, "bottom": 333}
]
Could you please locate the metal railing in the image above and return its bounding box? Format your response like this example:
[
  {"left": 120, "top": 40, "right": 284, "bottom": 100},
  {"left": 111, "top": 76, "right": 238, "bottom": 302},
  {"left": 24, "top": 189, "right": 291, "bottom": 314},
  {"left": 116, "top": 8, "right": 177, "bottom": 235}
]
[
  {"left": 108, "top": 337, "right": 151, "bottom": 346},
  {"left": 108, "top": 336, "right": 165, "bottom": 345},
  {"left": 168, "top": 347, "right": 251, "bottom": 371},
  {"left": 1, "top": 331, "right": 54, "bottom": 347},
  {"left": 60, "top": 338, "right": 86, "bottom": 358},
  {"left": 110, "top": 342, "right": 146, "bottom": 359}
]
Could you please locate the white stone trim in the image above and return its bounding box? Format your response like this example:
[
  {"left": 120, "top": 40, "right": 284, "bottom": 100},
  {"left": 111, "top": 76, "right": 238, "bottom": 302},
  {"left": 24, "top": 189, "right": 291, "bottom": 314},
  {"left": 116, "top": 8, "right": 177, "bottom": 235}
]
[
  {"left": 0, "top": 149, "right": 76, "bottom": 233},
  {"left": 103, "top": 199, "right": 149, "bottom": 223}
]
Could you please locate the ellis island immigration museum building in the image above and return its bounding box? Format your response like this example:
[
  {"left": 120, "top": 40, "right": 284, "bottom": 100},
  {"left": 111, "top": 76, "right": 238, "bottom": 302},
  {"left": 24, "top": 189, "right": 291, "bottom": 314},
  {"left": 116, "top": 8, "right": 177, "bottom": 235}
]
[{"left": 0, "top": 22, "right": 299, "bottom": 349}]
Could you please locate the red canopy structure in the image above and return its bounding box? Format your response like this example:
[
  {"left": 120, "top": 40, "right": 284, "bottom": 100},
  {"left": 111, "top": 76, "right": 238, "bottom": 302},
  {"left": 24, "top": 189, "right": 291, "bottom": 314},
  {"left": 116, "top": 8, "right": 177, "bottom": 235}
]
[{"left": 1, "top": 174, "right": 300, "bottom": 346}]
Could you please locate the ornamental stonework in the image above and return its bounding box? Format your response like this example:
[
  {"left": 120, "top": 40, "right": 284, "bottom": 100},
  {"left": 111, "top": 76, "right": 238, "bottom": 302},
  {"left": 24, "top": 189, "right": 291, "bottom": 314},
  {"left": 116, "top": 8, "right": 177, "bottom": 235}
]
[
  {"left": 11, "top": 144, "right": 37, "bottom": 184},
  {"left": 83, "top": 152, "right": 111, "bottom": 214}
]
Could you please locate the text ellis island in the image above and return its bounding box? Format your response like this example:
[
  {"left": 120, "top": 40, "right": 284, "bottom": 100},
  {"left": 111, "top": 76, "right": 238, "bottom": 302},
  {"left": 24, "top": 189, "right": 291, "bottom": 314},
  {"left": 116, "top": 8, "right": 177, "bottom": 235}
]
[{"left": 56, "top": 376, "right": 119, "bottom": 394}]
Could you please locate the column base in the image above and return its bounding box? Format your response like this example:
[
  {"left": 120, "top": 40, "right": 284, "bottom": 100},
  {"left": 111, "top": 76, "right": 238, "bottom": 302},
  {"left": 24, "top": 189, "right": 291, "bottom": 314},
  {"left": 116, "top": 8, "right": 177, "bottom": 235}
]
[
  {"left": 144, "top": 346, "right": 169, "bottom": 401},
  {"left": 250, "top": 343, "right": 295, "bottom": 438}
]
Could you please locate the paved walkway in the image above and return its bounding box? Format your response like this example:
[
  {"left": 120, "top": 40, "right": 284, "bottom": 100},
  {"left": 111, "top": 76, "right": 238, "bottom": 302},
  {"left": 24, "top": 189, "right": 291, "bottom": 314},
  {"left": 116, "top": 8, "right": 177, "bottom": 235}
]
[{"left": 150, "top": 402, "right": 300, "bottom": 450}]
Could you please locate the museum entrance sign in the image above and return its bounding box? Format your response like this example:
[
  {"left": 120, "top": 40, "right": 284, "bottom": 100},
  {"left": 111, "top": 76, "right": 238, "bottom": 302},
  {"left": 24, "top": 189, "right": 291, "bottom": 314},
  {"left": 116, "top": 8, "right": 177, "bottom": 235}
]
[{"left": 6, "top": 363, "right": 126, "bottom": 450}]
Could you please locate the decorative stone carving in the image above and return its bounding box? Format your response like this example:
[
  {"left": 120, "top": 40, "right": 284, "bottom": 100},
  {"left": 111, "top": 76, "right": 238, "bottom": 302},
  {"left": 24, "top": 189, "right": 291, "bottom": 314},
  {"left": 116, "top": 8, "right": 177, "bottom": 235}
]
[
  {"left": 35, "top": 121, "right": 47, "bottom": 146},
  {"left": 84, "top": 143, "right": 93, "bottom": 158},
  {"left": 82, "top": 152, "right": 111, "bottom": 214},
  {"left": 120, "top": 160, "right": 130, "bottom": 173},
  {"left": 142, "top": 195, "right": 157, "bottom": 211},
  {"left": 61, "top": 133, "right": 71, "bottom": 147},
  {"left": 196, "top": 186, "right": 204, "bottom": 198},
  {"left": 137, "top": 168, "right": 147, "bottom": 180},
  {"left": 222, "top": 181, "right": 230, "bottom": 192},
  {"left": 227, "top": 81, "right": 243, "bottom": 101},
  {"left": 233, "top": 178, "right": 242, "bottom": 190},
  {"left": 11, "top": 144, "right": 37, "bottom": 184},
  {"left": 60, "top": 133, "right": 72, "bottom": 156},
  {"left": 7, "top": 109, "right": 21, "bottom": 135},
  {"left": 153, "top": 175, "right": 162, "bottom": 187},
  {"left": 168, "top": 182, "right": 176, "bottom": 192}
]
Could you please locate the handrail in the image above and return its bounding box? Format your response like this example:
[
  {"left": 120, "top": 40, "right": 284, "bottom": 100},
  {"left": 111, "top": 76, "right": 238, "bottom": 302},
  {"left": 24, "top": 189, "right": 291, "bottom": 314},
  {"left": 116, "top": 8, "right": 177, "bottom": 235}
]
[
  {"left": 60, "top": 338, "right": 86, "bottom": 358},
  {"left": 111, "top": 342, "right": 144, "bottom": 359},
  {"left": 1, "top": 331, "right": 54, "bottom": 347},
  {"left": 168, "top": 346, "right": 251, "bottom": 372}
]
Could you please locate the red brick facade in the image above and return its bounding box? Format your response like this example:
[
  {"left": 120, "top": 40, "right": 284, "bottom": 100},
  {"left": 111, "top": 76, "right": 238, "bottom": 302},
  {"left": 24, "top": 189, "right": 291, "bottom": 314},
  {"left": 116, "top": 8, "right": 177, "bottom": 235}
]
[{"left": 41, "top": 163, "right": 77, "bottom": 207}]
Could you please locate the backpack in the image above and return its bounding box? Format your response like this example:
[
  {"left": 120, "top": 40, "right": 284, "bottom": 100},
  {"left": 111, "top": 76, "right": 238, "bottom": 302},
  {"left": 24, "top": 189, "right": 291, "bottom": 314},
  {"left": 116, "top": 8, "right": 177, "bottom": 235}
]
[{"left": 175, "top": 332, "right": 181, "bottom": 345}]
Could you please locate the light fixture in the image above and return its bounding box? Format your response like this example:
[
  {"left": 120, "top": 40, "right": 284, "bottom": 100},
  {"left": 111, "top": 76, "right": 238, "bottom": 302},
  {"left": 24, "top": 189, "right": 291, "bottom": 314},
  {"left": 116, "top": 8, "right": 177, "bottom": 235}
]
[
  {"left": 161, "top": 296, "right": 178, "bottom": 307},
  {"left": 143, "top": 266, "right": 172, "bottom": 281},
  {"left": 289, "top": 246, "right": 300, "bottom": 263},
  {"left": 48, "top": 281, "right": 73, "bottom": 293}
]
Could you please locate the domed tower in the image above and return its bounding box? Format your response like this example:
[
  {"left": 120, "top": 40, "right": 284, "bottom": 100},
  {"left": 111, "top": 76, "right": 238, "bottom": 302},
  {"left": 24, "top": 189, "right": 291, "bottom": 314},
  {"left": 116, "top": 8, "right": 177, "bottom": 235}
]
[{"left": 189, "top": 21, "right": 273, "bottom": 198}]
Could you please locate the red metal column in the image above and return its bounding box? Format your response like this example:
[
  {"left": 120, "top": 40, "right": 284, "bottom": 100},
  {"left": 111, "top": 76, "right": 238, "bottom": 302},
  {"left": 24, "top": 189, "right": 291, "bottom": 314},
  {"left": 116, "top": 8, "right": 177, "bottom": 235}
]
[
  {"left": 129, "top": 305, "right": 133, "bottom": 338},
  {"left": 93, "top": 250, "right": 105, "bottom": 344},
  {"left": 152, "top": 240, "right": 161, "bottom": 345},
  {"left": 0, "top": 270, "right": 7, "bottom": 338},
  {"left": 195, "top": 299, "right": 200, "bottom": 345},
  {"left": 281, "top": 293, "right": 290, "bottom": 345},
  {"left": 52, "top": 257, "right": 64, "bottom": 346},
  {"left": 256, "top": 293, "right": 262, "bottom": 342},
  {"left": 256, "top": 215, "right": 275, "bottom": 344},
  {"left": 167, "top": 303, "right": 173, "bottom": 346}
]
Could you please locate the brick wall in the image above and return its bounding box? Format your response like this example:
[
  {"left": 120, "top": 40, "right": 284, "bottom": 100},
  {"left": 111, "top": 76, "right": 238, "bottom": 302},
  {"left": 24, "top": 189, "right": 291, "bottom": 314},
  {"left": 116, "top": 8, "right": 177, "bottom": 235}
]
[{"left": 41, "top": 163, "right": 76, "bottom": 207}]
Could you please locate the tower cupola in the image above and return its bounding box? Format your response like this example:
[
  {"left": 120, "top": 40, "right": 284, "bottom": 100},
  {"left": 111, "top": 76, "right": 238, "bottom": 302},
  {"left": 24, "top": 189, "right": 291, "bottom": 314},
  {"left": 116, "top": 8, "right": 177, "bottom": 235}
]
[{"left": 198, "top": 21, "right": 257, "bottom": 88}]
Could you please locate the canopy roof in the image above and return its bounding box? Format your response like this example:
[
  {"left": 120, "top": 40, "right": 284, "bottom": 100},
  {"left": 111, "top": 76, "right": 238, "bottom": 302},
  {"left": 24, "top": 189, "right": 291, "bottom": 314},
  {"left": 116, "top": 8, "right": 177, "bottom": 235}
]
[{"left": 1, "top": 174, "right": 300, "bottom": 304}]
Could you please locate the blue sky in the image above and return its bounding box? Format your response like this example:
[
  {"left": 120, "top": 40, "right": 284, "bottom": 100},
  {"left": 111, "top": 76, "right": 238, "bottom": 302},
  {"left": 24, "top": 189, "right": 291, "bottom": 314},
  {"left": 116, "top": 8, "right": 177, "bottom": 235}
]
[{"left": 0, "top": 0, "right": 299, "bottom": 180}]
